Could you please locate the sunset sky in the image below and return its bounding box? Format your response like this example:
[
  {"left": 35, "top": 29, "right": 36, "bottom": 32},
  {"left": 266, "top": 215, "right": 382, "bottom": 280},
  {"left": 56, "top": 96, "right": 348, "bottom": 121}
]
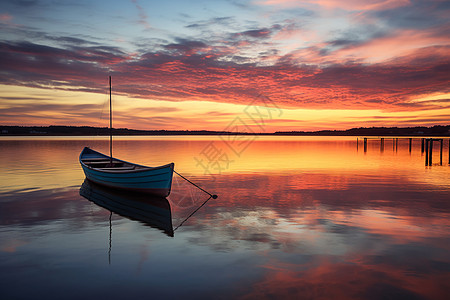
[{"left": 1, "top": 0, "right": 449, "bottom": 132}]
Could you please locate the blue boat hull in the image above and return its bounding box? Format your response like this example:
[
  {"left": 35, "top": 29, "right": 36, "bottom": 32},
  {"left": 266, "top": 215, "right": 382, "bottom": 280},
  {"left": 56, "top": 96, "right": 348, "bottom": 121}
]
[{"left": 79, "top": 147, "right": 174, "bottom": 197}]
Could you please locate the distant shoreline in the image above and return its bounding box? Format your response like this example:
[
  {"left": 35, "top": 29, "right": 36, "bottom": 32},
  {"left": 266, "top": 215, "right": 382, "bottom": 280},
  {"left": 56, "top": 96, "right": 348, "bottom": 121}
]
[{"left": 1, "top": 125, "right": 449, "bottom": 137}]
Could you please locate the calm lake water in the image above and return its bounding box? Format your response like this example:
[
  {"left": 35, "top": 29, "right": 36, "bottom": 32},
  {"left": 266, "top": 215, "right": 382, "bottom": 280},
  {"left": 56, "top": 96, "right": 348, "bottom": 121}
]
[{"left": 0, "top": 136, "right": 449, "bottom": 299}]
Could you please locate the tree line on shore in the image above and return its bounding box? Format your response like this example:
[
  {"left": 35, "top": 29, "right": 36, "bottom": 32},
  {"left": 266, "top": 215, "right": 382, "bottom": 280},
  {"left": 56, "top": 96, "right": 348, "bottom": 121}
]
[{"left": 1, "top": 125, "right": 449, "bottom": 136}]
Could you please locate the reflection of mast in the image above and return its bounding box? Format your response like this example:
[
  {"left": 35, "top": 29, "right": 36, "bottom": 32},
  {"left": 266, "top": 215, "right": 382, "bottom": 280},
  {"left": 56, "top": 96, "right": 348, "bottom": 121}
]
[
  {"left": 174, "top": 195, "right": 214, "bottom": 231},
  {"left": 109, "top": 211, "right": 112, "bottom": 265}
]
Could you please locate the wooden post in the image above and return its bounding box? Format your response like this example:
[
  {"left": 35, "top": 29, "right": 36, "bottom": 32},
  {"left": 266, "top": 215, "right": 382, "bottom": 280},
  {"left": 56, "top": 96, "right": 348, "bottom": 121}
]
[
  {"left": 425, "top": 139, "right": 429, "bottom": 166},
  {"left": 364, "top": 138, "right": 367, "bottom": 152},
  {"left": 356, "top": 138, "right": 359, "bottom": 151},
  {"left": 393, "top": 138, "right": 395, "bottom": 151},
  {"left": 421, "top": 138, "right": 424, "bottom": 153},
  {"left": 440, "top": 139, "right": 443, "bottom": 165},
  {"left": 409, "top": 138, "right": 412, "bottom": 153},
  {"left": 380, "top": 138, "right": 384, "bottom": 152},
  {"left": 395, "top": 138, "right": 398, "bottom": 152},
  {"left": 429, "top": 138, "right": 433, "bottom": 165}
]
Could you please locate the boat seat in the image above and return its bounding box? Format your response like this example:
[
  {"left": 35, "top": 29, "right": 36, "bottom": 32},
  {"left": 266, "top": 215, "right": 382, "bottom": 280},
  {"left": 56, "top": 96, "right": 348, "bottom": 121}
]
[
  {"left": 97, "top": 166, "right": 136, "bottom": 170},
  {"left": 85, "top": 160, "right": 121, "bottom": 165},
  {"left": 81, "top": 157, "right": 110, "bottom": 161}
]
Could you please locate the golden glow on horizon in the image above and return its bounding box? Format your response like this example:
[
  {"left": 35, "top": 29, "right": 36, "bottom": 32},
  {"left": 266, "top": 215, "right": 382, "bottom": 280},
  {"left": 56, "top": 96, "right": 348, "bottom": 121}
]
[{"left": 1, "top": 84, "right": 449, "bottom": 131}]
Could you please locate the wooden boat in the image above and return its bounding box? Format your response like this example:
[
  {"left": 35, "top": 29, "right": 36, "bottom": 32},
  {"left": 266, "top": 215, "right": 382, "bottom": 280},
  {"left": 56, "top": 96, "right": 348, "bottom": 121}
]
[
  {"left": 80, "top": 179, "right": 174, "bottom": 236},
  {"left": 80, "top": 147, "right": 174, "bottom": 197},
  {"left": 79, "top": 76, "right": 174, "bottom": 196}
]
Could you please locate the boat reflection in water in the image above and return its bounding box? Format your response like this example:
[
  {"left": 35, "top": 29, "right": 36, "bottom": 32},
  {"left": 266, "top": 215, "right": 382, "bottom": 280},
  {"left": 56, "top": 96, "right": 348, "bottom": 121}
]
[{"left": 79, "top": 179, "right": 174, "bottom": 237}]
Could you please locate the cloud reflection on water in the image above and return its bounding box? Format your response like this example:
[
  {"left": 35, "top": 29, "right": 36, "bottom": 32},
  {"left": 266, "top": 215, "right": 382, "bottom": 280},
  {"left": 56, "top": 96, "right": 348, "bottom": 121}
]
[{"left": 0, "top": 137, "right": 449, "bottom": 299}]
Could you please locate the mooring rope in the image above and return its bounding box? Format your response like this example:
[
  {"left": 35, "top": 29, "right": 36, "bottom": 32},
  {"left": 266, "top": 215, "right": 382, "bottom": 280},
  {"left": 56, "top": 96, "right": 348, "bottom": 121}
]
[
  {"left": 173, "top": 169, "right": 218, "bottom": 199},
  {"left": 173, "top": 195, "right": 213, "bottom": 231},
  {"left": 172, "top": 170, "right": 218, "bottom": 231}
]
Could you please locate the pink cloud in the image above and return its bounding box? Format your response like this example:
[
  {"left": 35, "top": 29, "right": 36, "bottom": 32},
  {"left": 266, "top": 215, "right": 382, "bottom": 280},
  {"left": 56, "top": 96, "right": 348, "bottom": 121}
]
[
  {"left": 330, "top": 28, "right": 450, "bottom": 64},
  {"left": 131, "top": 0, "right": 151, "bottom": 29},
  {"left": 256, "top": 0, "right": 411, "bottom": 11},
  {"left": 0, "top": 13, "right": 13, "bottom": 23}
]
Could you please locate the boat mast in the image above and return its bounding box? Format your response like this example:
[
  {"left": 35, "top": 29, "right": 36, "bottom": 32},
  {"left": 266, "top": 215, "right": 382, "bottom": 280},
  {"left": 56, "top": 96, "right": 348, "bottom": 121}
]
[{"left": 109, "top": 76, "right": 113, "bottom": 164}]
